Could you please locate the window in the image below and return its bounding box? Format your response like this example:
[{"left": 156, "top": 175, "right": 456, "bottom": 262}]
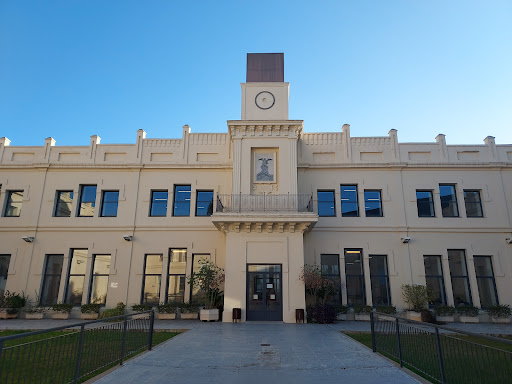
[
  {"left": 190, "top": 254, "right": 211, "bottom": 303},
  {"left": 89, "top": 255, "right": 111, "bottom": 305},
  {"left": 440, "top": 184, "right": 459, "bottom": 217},
  {"left": 195, "top": 191, "right": 214, "bottom": 216},
  {"left": 101, "top": 191, "right": 119, "bottom": 217},
  {"left": 364, "top": 190, "right": 383, "bottom": 217},
  {"left": 142, "top": 254, "right": 162, "bottom": 305},
  {"left": 340, "top": 185, "right": 359, "bottom": 217},
  {"left": 168, "top": 249, "right": 186, "bottom": 302},
  {"left": 464, "top": 190, "right": 483, "bottom": 217},
  {"left": 345, "top": 249, "right": 365, "bottom": 305},
  {"left": 4, "top": 190, "right": 23, "bottom": 217},
  {"left": 41, "top": 255, "right": 64, "bottom": 306},
  {"left": 423, "top": 256, "right": 446, "bottom": 306},
  {"left": 173, "top": 185, "right": 191, "bottom": 216},
  {"left": 0, "top": 255, "right": 11, "bottom": 295},
  {"left": 321, "top": 254, "right": 341, "bottom": 305},
  {"left": 317, "top": 191, "right": 336, "bottom": 217},
  {"left": 448, "top": 250, "right": 472, "bottom": 306},
  {"left": 54, "top": 191, "right": 73, "bottom": 217},
  {"left": 370, "top": 255, "right": 391, "bottom": 306},
  {"left": 65, "top": 249, "right": 87, "bottom": 305},
  {"left": 416, "top": 190, "right": 435, "bottom": 217},
  {"left": 78, "top": 185, "right": 97, "bottom": 217},
  {"left": 150, "top": 191, "right": 168, "bottom": 217},
  {"left": 474, "top": 256, "right": 498, "bottom": 308}
]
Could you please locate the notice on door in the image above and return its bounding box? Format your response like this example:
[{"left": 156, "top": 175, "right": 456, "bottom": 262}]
[{"left": 266, "top": 283, "right": 273, "bottom": 289}]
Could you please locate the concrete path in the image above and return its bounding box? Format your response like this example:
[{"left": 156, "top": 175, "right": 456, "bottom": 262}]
[{"left": 94, "top": 322, "right": 420, "bottom": 384}]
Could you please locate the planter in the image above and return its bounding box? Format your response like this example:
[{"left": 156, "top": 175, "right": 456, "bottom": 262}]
[
  {"left": 436, "top": 315, "right": 457, "bottom": 323},
  {"left": 0, "top": 311, "right": 18, "bottom": 319},
  {"left": 354, "top": 314, "right": 371, "bottom": 321},
  {"left": 459, "top": 315, "right": 479, "bottom": 323},
  {"left": 491, "top": 317, "right": 510, "bottom": 324},
  {"left": 337, "top": 313, "right": 354, "bottom": 321},
  {"left": 51, "top": 313, "right": 70, "bottom": 320},
  {"left": 377, "top": 315, "right": 396, "bottom": 322},
  {"left": 200, "top": 309, "right": 219, "bottom": 322},
  {"left": 180, "top": 313, "right": 198, "bottom": 320},
  {"left": 157, "top": 313, "right": 176, "bottom": 320},
  {"left": 405, "top": 311, "right": 422, "bottom": 322},
  {"left": 81, "top": 313, "right": 99, "bottom": 320},
  {"left": 25, "top": 313, "right": 44, "bottom": 320}
]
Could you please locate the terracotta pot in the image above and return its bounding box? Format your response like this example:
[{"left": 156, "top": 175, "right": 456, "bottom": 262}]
[{"left": 157, "top": 313, "right": 176, "bottom": 320}]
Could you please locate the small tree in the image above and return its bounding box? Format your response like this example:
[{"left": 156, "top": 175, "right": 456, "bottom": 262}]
[
  {"left": 401, "top": 284, "right": 436, "bottom": 312},
  {"left": 188, "top": 260, "right": 225, "bottom": 310},
  {"left": 299, "top": 265, "right": 337, "bottom": 305}
]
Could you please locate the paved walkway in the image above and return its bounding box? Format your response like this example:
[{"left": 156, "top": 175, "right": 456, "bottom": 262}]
[{"left": 93, "top": 322, "right": 420, "bottom": 384}]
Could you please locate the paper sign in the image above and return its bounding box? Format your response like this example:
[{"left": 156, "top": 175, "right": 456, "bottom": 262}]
[
  {"left": 266, "top": 284, "right": 273, "bottom": 289},
  {"left": 110, "top": 282, "right": 118, "bottom": 288},
  {"left": 253, "top": 294, "right": 259, "bottom": 300},
  {"left": 270, "top": 294, "right": 276, "bottom": 300}
]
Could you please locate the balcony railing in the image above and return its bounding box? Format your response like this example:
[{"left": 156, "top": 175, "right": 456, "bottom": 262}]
[{"left": 216, "top": 194, "right": 313, "bottom": 213}]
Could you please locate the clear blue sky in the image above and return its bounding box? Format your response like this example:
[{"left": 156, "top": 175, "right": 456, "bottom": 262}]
[{"left": 1, "top": 1, "right": 511, "bottom": 146}]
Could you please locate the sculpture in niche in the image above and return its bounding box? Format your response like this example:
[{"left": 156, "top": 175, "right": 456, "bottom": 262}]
[{"left": 255, "top": 153, "right": 274, "bottom": 182}]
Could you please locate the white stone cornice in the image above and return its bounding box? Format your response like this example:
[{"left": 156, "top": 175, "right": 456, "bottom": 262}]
[
  {"left": 227, "top": 120, "right": 303, "bottom": 139},
  {"left": 211, "top": 212, "right": 317, "bottom": 234}
]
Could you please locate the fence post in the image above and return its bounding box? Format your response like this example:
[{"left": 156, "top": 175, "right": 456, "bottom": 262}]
[
  {"left": 395, "top": 318, "right": 403, "bottom": 367},
  {"left": 0, "top": 340, "right": 4, "bottom": 380},
  {"left": 238, "top": 192, "right": 241, "bottom": 213},
  {"left": 370, "top": 312, "right": 376, "bottom": 352},
  {"left": 148, "top": 310, "right": 155, "bottom": 351},
  {"left": 73, "top": 325, "right": 86, "bottom": 383},
  {"left": 435, "top": 327, "right": 446, "bottom": 383},
  {"left": 120, "top": 317, "right": 128, "bottom": 365}
]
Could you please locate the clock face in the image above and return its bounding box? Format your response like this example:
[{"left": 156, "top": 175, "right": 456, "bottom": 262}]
[{"left": 255, "top": 91, "right": 275, "bottom": 110}]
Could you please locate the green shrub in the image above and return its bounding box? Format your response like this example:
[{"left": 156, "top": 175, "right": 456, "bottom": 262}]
[
  {"left": 487, "top": 304, "right": 511, "bottom": 318},
  {"left": 0, "top": 291, "right": 27, "bottom": 314},
  {"left": 157, "top": 302, "right": 179, "bottom": 314},
  {"left": 353, "top": 305, "right": 372, "bottom": 314},
  {"left": 376, "top": 305, "right": 396, "bottom": 314},
  {"left": 401, "top": 284, "right": 436, "bottom": 312},
  {"left": 457, "top": 305, "right": 479, "bottom": 317},
  {"left": 99, "top": 302, "right": 126, "bottom": 319},
  {"left": 335, "top": 305, "right": 349, "bottom": 314},
  {"left": 180, "top": 302, "right": 199, "bottom": 314},
  {"left": 131, "top": 304, "right": 152, "bottom": 312},
  {"left": 81, "top": 304, "right": 101, "bottom": 314},
  {"left": 306, "top": 304, "right": 337, "bottom": 324},
  {"left": 51, "top": 303, "right": 73, "bottom": 314},
  {"left": 434, "top": 305, "right": 456, "bottom": 316}
]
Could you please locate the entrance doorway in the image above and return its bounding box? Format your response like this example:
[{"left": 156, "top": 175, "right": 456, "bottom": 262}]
[{"left": 246, "top": 264, "right": 282, "bottom": 321}]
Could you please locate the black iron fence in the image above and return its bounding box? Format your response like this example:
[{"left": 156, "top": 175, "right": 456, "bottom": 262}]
[
  {"left": 370, "top": 312, "right": 512, "bottom": 384},
  {"left": 0, "top": 310, "right": 155, "bottom": 384},
  {"left": 216, "top": 193, "right": 313, "bottom": 213}
]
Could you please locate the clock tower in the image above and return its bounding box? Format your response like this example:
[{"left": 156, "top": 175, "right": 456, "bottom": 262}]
[{"left": 241, "top": 53, "right": 289, "bottom": 120}]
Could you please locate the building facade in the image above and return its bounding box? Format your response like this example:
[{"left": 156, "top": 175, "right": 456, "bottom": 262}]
[{"left": 1, "top": 54, "right": 511, "bottom": 322}]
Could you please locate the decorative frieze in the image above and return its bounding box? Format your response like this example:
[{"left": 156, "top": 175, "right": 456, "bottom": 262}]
[{"left": 227, "top": 121, "right": 303, "bottom": 139}]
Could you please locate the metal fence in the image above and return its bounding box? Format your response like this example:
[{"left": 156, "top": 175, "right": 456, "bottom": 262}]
[
  {"left": 370, "top": 312, "right": 512, "bottom": 384},
  {"left": 0, "top": 310, "right": 155, "bottom": 384},
  {"left": 216, "top": 193, "right": 313, "bottom": 213}
]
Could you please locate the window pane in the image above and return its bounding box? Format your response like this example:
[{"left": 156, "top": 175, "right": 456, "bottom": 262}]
[
  {"left": 321, "top": 254, "right": 339, "bottom": 275},
  {"left": 41, "top": 276, "right": 61, "bottom": 305},
  {"left": 426, "top": 276, "right": 446, "bottom": 306},
  {"left": 448, "top": 250, "right": 467, "bottom": 276},
  {"left": 318, "top": 191, "right": 335, "bottom": 217},
  {"left": 369, "top": 255, "right": 387, "bottom": 276},
  {"left": 65, "top": 275, "right": 84, "bottom": 305},
  {"left": 424, "top": 256, "right": 446, "bottom": 306},
  {"left": 90, "top": 275, "right": 108, "bottom": 305},
  {"left": 150, "top": 191, "right": 168, "bottom": 217},
  {"left": 55, "top": 191, "right": 73, "bottom": 217},
  {"left": 167, "top": 275, "right": 185, "bottom": 302},
  {"left": 69, "top": 250, "right": 87, "bottom": 275},
  {"left": 196, "top": 191, "right": 214, "bottom": 216},
  {"left": 145, "top": 255, "right": 163, "bottom": 274},
  {"left": 169, "top": 249, "right": 186, "bottom": 274},
  {"left": 464, "top": 190, "right": 483, "bottom": 217},
  {"left": 440, "top": 185, "right": 459, "bottom": 217},
  {"left": 79, "top": 186, "right": 97, "bottom": 217},
  {"left": 345, "top": 250, "right": 363, "bottom": 275},
  {"left": 424, "top": 255, "right": 443, "bottom": 276},
  {"left": 143, "top": 275, "right": 161, "bottom": 304},
  {"left": 0, "top": 255, "right": 10, "bottom": 295},
  {"left": 93, "top": 255, "right": 111, "bottom": 275},
  {"left": 5, "top": 191, "right": 23, "bottom": 217},
  {"left": 46, "top": 255, "right": 64, "bottom": 275},
  {"left": 341, "top": 185, "right": 358, "bottom": 217},
  {"left": 452, "top": 278, "right": 472, "bottom": 306},
  {"left": 474, "top": 256, "right": 498, "bottom": 309},
  {"left": 364, "top": 190, "right": 382, "bottom": 217},
  {"left": 346, "top": 276, "right": 365, "bottom": 306},
  {"left": 101, "top": 191, "right": 119, "bottom": 217},
  {"left": 191, "top": 254, "right": 211, "bottom": 302},
  {"left": 371, "top": 276, "right": 390, "bottom": 306},
  {"left": 173, "top": 185, "right": 191, "bottom": 216},
  {"left": 416, "top": 191, "right": 434, "bottom": 217}
]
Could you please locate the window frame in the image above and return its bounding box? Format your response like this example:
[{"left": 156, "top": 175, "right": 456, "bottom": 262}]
[
  {"left": 463, "top": 190, "right": 484, "bottom": 218},
  {"left": 364, "top": 189, "right": 383, "bottom": 217},
  {"left": 77, "top": 185, "right": 97, "bottom": 217},
  {"left": 3, "top": 190, "right": 24, "bottom": 217},
  {"left": 423, "top": 255, "right": 447, "bottom": 306},
  {"left": 340, "top": 185, "right": 359, "bottom": 217},
  {"left": 448, "top": 249, "right": 472, "bottom": 306},
  {"left": 317, "top": 190, "right": 336, "bottom": 217},
  {"left": 100, "top": 190, "right": 120, "bottom": 217},
  {"left": 40, "top": 254, "right": 65, "bottom": 306},
  {"left": 54, "top": 190, "right": 74, "bottom": 217},
  {"left": 320, "top": 254, "right": 341, "bottom": 305},
  {"left": 149, "top": 190, "right": 168, "bottom": 217},
  {"left": 473, "top": 255, "right": 499, "bottom": 309},
  {"left": 369, "top": 255, "right": 391, "bottom": 306},
  {"left": 141, "top": 254, "right": 163, "bottom": 305},
  {"left": 416, "top": 190, "right": 435, "bottom": 218},
  {"left": 0, "top": 254, "right": 11, "bottom": 295},
  {"left": 190, "top": 253, "right": 211, "bottom": 303},
  {"left": 195, "top": 190, "right": 214, "bottom": 217},
  {"left": 439, "top": 184, "right": 459, "bottom": 218},
  {"left": 172, "top": 185, "right": 191, "bottom": 217},
  {"left": 344, "top": 248, "right": 366, "bottom": 306},
  {"left": 167, "top": 248, "right": 187, "bottom": 303},
  {"left": 88, "top": 254, "right": 111, "bottom": 305},
  {"left": 64, "top": 249, "right": 88, "bottom": 306}
]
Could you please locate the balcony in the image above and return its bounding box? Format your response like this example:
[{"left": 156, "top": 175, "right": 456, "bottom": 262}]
[{"left": 216, "top": 194, "right": 313, "bottom": 213}]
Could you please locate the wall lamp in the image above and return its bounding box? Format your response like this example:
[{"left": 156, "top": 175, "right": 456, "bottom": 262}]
[
  {"left": 22, "top": 236, "right": 35, "bottom": 243},
  {"left": 123, "top": 235, "right": 133, "bottom": 242},
  {"left": 401, "top": 237, "right": 411, "bottom": 244},
  {"left": 506, "top": 238, "right": 512, "bottom": 244}
]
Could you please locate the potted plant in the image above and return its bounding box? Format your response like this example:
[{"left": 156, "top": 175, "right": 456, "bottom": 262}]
[
  {"left": 434, "top": 305, "right": 457, "bottom": 323},
  {"left": 180, "top": 302, "right": 199, "bottom": 320},
  {"left": 353, "top": 305, "right": 372, "bottom": 321},
  {"left": 486, "top": 304, "right": 511, "bottom": 324},
  {"left": 457, "top": 305, "right": 480, "bottom": 323},
  {"left": 188, "top": 260, "right": 225, "bottom": 322},
  {"left": 81, "top": 304, "right": 101, "bottom": 320},
  {"left": 51, "top": 303, "right": 73, "bottom": 319},
  {"left": 401, "top": 284, "right": 435, "bottom": 321},
  {"left": 157, "top": 302, "right": 178, "bottom": 320},
  {"left": 300, "top": 265, "right": 339, "bottom": 323},
  {"left": 99, "top": 302, "right": 126, "bottom": 321},
  {"left": 376, "top": 305, "right": 397, "bottom": 321},
  {"left": 131, "top": 304, "right": 152, "bottom": 312},
  {"left": 24, "top": 293, "right": 45, "bottom": 319},
  {"left": 335, "top": 305, "right": 353, "bottom": 321},
  {"left": 0, "top": 291, "right": 26, "bottom": 319}
]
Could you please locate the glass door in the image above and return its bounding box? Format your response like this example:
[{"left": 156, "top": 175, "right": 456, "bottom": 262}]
[{"left": 246, "top": 264, "right": 282, "bottom": 321}]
